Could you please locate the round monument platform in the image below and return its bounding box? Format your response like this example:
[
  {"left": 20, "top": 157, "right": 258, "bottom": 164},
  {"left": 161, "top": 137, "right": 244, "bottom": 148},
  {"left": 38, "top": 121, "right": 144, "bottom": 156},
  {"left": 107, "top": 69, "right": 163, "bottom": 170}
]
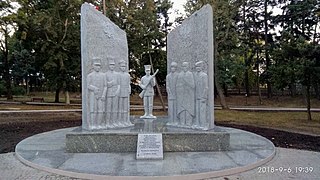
[{"left": 15, "top": 126, "right": 275, "bottom": 180}]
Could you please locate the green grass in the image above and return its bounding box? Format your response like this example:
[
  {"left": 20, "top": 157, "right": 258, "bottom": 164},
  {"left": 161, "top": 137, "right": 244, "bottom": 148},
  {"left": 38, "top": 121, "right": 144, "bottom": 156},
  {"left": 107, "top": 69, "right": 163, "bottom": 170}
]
[
  {"left": 0, "top": 92, "right": 82, "bottom": 103},
  {"left": 215, "top": 95, "right": 320, "bottom": 108},
  {"left": 0, "top": 104, "right": 80, "bottom": 110},
  {"left": 215, "top": 110, "right": 320, "bottom": 135},
  {"left": 1, "top": 92, "right": 320, "bottom": 135}
]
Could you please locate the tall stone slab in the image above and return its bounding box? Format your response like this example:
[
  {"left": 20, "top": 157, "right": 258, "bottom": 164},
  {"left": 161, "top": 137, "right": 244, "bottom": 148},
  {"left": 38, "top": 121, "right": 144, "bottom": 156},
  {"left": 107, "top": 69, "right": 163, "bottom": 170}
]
[
  {"left": 167, "top": 5, "right": 214, "bottom": 130},
  {"left": 81, "top": 3, "right": 130, "bottom": 130}
]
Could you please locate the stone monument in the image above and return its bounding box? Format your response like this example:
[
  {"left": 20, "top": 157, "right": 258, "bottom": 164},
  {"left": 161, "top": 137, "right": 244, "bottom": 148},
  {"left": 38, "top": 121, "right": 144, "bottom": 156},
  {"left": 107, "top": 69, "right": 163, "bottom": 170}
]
[
  {"left": 66, "top": 3, "right": 229, "bottom": 153},
  {"left": 81, "top": 3, "right": 131, "bottom": 130},
  {"left": 16, "top": 4, "right": 275, "bottom": 178},
  {"left": 167, "top": 4, "right": 214, "bottom": 130}
]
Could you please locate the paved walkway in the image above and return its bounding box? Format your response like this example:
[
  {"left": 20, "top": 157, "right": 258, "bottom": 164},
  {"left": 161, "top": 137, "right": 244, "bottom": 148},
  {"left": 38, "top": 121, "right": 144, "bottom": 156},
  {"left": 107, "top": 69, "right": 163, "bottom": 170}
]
[{"left": 0, "top": 148, "right": 319, "bottom": 180}]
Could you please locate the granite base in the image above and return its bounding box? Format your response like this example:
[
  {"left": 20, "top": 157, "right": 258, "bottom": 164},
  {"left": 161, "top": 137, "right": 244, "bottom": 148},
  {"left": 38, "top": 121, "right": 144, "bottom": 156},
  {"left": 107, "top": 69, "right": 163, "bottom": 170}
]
[{"left": 66, "top": 127, "right": 230, "bottom": 153}]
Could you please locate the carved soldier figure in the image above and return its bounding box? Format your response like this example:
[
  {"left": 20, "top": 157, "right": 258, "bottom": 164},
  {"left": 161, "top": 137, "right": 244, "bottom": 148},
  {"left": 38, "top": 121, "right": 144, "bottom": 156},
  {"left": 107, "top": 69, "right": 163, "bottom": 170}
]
[
  {"left": 87, "top": 58, "right": 107, "bottom": 129},
  {"left": 118, "top": 60, "right": 132, "bottom": 126},
  {"left": 176, "top": 62, "right": 195, "bottom": 126},
  {"left": 166, "top": 62, "right": 178, "bottom": 125},
  {"left": 105, "top": 60, "right": 120, "bottom": 127},
  {"left": 139, "top": 65, "right": 158, "bottom": 118},
  {"left": 194, "top": 61, "right": 208, "bottom": 129}
]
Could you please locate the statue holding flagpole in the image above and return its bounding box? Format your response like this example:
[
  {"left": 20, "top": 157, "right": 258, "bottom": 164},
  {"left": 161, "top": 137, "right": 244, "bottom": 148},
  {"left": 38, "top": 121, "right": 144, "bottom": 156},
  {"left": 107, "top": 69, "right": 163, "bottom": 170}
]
[{"left": 139, "top": 65, "right": 159, "bottom": 118}]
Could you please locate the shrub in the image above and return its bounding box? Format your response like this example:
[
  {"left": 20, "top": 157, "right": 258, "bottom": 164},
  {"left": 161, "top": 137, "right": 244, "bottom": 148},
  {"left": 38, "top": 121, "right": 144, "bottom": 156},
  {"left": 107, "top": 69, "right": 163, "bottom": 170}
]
[
  {"left": 12, "top": 86, "right": 26, "bottom": 95},
  {"left": 0, "top": 80, "right": 6, "bottom": 96}
]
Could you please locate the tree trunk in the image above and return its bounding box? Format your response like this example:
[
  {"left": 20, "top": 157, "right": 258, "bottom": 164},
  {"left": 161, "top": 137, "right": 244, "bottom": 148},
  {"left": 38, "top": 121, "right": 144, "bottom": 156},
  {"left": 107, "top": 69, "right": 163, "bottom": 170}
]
[
  {"left": 214, "top": 84, "right": 218, "bottom": 98},
  {"left": 65, "top": 90, "right": 70, "bottom": 105},
  {"left": 2, "top": 27, "right": 13, "bottom": 100},
  {"left": 244, "top": 66, "right": 250, "bottom": 97},
  {"left": 214, "top": 39, "right": 228, "bottom": 109},
  {"left": 264, "top": 0, "right": 272, "bottom": 98},
  {"left": 223, "top": 83, "right": 228, "bottom": 97},
  {"left": 243, "top": 0, "right": 250, "bottom": 97},
  {"left": 314, "top": 82, "right": 320, "bottom": 100},
  {"left": 26, "top": 76, "right": 30, "bottom": 95},
  {"left": 303, "top": 65, "right": 312, "bottom": 121},
  {"left": 305, "top": 85, "right": 312, "bottom": 121},
  {"left": 289, "top": 82, "right": 296, "bottom": 97},
  {"left": 55, "top": 88, "right": 60, "bottom": 103},
  {"left": 4, "top": 58, "right": 12, "bottom": 100},
  {"left": 256, "top": 51, "right": 262, "bottom": 105},
  {"left": 215, "top": 77, "right": 228, "bottom": 109}
]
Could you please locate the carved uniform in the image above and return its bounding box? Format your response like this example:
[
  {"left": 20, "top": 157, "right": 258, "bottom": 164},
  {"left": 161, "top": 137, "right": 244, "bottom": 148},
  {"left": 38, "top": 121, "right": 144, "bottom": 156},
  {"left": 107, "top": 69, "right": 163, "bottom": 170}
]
[
  {"left": 195, "top": 71, "right": 208, "bottom": 128},
  {"left": 166, "top": 72, "right": 178, "bottom": 124},
  {"left": 106, "top": 71, "right": 120, "bottom": 127},
  {"left": 118, "top": 71, "right": 131, "bottom": 125},
  {"left": 176, "top": 71, "right": 195, "bottom": 126},
  {"left": 87, "top": 71, "right": 106, "bottom": 129},
  {"left": 140, "top": 75, "right": 156, "bottom": 118}
]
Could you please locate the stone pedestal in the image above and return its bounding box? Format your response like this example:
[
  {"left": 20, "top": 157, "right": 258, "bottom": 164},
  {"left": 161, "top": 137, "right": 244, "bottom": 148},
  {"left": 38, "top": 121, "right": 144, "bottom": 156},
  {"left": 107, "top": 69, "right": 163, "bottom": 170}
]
[
  {"left": 66, "top": 125, "right": 230, "bottom": 153},
  {"left": 141, "top": 117, "right": 156, "bottom": 132}
]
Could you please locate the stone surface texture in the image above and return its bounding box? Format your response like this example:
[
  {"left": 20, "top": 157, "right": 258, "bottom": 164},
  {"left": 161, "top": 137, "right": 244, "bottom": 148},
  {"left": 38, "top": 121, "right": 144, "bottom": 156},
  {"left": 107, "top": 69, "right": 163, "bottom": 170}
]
[
  {"left": 81, "top": 3, "right": 130, "bottom": 130},
  {"left": 15, "top": 126, "right": 275, "bottom": 179},
  {"left": 167, "top": 5, "right": 214, "bottom": 130},
  {"left": 65, "top": 126, "right": 230, "bottom": 153},
  {"left": 6, "top": 148, "right": 320, "bottom": 180}
]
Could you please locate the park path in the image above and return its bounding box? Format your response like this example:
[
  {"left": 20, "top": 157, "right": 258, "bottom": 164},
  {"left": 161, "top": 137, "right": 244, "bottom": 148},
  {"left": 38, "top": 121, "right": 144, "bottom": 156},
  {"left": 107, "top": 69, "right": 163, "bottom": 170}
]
[{"left": 0, "top": 148, "right": 319, "bottom": 180}]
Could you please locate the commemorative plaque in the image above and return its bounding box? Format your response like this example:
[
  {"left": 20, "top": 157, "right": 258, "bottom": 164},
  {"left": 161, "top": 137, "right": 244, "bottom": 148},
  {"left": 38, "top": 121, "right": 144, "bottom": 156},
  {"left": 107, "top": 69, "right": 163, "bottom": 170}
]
[{"left": 136, "top": 133, "right": 163, "bottom": 160}]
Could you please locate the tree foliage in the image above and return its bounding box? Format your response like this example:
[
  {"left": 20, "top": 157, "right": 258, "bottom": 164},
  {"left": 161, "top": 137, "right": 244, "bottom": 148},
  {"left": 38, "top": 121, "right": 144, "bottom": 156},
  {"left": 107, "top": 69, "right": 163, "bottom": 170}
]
[
  {"left": 1, "top": 0, "right": 320, "bottom": 121},
  {"left": 13, "top": 0, "right": 82, "bottom": 102},
  {"left": 183, "top": 0, "right": 320, "bottom": 119}
]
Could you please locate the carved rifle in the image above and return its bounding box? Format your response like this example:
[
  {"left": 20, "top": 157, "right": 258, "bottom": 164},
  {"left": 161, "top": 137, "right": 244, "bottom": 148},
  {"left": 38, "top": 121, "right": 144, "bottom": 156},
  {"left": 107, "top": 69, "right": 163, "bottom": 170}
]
[{"left": 139, "top": 69, "right": 159, "bottom": 98}]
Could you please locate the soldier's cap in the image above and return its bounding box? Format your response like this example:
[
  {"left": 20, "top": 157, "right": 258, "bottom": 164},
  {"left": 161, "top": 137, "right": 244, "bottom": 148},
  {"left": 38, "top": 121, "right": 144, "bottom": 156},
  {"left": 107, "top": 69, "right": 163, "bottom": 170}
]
[
  {"left": 171, "top": 62, "right": 178, "bottom": 67},
  {"left": 109, "top": 60, "right": 116, "bottom": 65},
  {"left": 92, "top": 57, "right": 101, "bottom": 66},
  {"left": 182, "top": 62, "right": 189, "bottom": 66},
  {"left": 119, "top": 60, "right": 127, "bottom": 66},
  {"left": 144, "top": 65, "right": 151, "bottom": 71},
  {"left": 195, "top": 61, "right": 204, "bottom": 66}
]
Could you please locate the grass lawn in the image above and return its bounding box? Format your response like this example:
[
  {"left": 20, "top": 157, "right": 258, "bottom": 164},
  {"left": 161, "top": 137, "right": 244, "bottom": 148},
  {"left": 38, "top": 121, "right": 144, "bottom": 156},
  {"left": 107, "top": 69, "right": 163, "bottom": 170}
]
[
  {"left": 216, "top": 95, "right": 320, "bottom": 108},
  {"left": 0, "top": 104, "right": 81, "bottom": 110},
  {"left": 1, "top": 92, "right": 320, "bottom": 135},
  {"left": 215, "top": 110, "right": 320, "bottom": 135}
]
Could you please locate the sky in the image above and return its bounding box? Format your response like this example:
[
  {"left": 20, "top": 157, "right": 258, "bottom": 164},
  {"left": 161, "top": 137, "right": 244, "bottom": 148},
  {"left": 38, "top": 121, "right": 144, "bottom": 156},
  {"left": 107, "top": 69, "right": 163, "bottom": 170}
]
[
  {"left": 171, "top": 0, "right": 187, "bottom": 12},
  {"left": 168, "top": 0, "right": 187, "bottom": 22}
]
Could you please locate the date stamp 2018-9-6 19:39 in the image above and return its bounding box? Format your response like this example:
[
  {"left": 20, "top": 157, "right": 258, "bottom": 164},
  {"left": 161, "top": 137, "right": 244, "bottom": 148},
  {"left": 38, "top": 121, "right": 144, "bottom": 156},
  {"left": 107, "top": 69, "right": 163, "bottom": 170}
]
[{"left": 258, "top": 166, "right": 314, "bottom": 174}]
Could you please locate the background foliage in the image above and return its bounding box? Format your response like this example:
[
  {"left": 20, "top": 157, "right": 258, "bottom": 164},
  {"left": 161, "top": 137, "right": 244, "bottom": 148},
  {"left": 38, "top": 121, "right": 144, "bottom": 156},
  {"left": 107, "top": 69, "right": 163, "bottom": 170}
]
[{"left": 0, "top": 0, "right": 319, "bottom": 116}]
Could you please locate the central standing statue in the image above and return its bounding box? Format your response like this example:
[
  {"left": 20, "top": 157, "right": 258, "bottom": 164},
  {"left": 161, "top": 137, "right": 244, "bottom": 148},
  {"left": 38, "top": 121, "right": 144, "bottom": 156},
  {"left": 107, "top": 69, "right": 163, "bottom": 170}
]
[{"left": 139, "top": 65, "right": 158, "bottom": 118}]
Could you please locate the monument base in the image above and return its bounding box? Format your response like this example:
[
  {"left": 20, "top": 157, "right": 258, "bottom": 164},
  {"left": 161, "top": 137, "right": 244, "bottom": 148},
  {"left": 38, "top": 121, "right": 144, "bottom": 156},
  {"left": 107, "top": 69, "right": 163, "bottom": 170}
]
[{"left": 66, "top": 122, "right": 230, "bottom": 153}]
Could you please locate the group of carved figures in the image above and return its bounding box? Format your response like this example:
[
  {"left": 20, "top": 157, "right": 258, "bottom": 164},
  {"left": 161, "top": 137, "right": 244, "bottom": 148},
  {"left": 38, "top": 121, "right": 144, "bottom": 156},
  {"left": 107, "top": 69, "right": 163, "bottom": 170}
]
[
  {"left": 87, "top": 58, "right": 209, "bottom": 130},
  {"left": 87, "top": 57, "right": 132, "bottom": 130},
  {"left": 166, "top": 61, "right": 209, "bottom": 130}
]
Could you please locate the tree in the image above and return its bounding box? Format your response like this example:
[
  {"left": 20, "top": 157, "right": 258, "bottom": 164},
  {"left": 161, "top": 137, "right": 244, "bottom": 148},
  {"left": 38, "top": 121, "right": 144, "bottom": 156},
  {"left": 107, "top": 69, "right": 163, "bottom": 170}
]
[
  {"left": 0, "top": 1, "right": 15, "bottom": 100},
  {"left": 271, "top": 0, "right": 320, "bottom": 120},
  {"left": 14, "top": 0, "right": 82, "bottom": 103},
  {"left": 99, "top": 0, "right": 171, "bottom": 86},
  {"left": 184, "top": 0, "right": 243, "bottom": 109}
]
